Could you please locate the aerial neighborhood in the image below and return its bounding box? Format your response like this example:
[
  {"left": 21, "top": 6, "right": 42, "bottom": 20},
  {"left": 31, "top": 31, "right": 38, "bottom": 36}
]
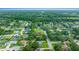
[{"left": 0, "top": 9, "right": 79, "bottom": 51}]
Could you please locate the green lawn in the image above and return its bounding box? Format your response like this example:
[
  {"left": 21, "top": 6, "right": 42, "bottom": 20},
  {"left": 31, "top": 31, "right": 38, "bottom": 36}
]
[
  {"left": 41, "top": 41, "right": 48, "bottom": 48},
  {"left": 0, "top": 40, "right": 7, "bottom": 44},
  {"left": 0, "top": 45, "right": 6, "bottom": 49}
]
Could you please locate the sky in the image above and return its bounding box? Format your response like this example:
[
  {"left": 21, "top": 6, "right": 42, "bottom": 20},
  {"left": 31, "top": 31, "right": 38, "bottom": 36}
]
[
  {"left": 0, "top": 8, "right": 79, "bottom": 10},
  {"left": 0, "top": 0, "right": 79, "bottom": 8}
]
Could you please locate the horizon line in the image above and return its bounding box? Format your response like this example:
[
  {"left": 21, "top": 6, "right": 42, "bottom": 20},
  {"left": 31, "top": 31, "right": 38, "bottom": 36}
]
[{"left": 0, "top": 8, "right": 79, "bottom": 10}]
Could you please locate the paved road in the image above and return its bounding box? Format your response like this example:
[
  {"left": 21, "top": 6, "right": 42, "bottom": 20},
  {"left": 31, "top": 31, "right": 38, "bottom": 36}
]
[
  {"left": 44, "top": 31, "right": 54, "bottom": 50},
  {"left": 0, "top": 46, "right": 22, "bottom": 51},
  {"left": 6, "top": 43, "right": 11, "bottom": 49},
  {"left": 36, "top": 48, "right": 51, "bottom": 51},
  {"left": 37, "top": 26, "right": 54, "bottom": 50}
]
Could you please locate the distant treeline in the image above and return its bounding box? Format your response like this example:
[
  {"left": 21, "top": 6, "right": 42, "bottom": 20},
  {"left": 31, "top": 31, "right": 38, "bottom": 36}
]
[{"left": 0, "top": 11, "right": 79, "bottom": 22}]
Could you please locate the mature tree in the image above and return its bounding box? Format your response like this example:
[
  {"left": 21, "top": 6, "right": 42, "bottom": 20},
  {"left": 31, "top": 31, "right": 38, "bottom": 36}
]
[{"left": 22, "top": 41, "right": 39, "bottom": 51}]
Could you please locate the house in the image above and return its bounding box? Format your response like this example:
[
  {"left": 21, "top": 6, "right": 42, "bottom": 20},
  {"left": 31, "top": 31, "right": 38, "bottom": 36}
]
[
  {"left": 24, "top": 27, "right": 30, "bottom": 34},
  {"left": 0, "top": 36, "right": 3, "bottom": 40},
  {"left": 5, "top": 42, "right": 10, "bottom": 46},
  {"left": 13, "top": 34, "right": 19, "bottom": 37},
  {"left": 13, "top": 34, "right": 19, "bottom": 40}
]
